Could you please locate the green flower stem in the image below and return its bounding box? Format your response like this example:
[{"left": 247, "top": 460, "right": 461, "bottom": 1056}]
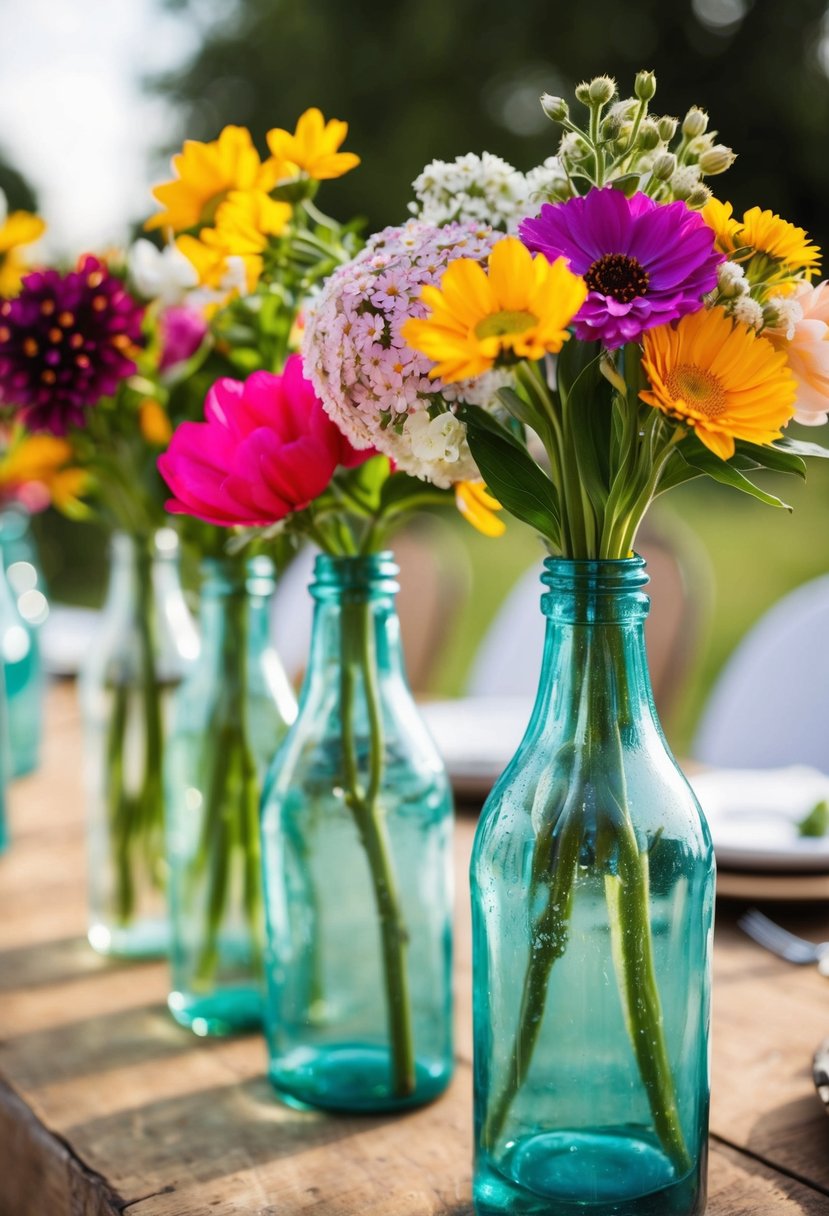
[
  {"left": 135, "top": 546, "right": 165, "bottom": 879},
  {"left": 191, "top": 587, "right": 263, "bottom": 985},
  {"left": 483, "top": 623, "right": 692, "bottom": 1175},
  {"left": 600, "top": 630, "right": 692, "bottom": 1174},
  {"left": 104, "top": 543, "right": 165, "bottom": 928},
  {"left": 340, "top": 599, "right": 415, "bottom": 1098},
  {"left": 104, "top": 679, "right": 135, "bottom": 923}
]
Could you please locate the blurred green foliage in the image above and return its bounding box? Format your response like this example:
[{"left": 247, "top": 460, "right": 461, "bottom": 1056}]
[{"left": 152, "top": 0, "right": 829, "bottom": 250}]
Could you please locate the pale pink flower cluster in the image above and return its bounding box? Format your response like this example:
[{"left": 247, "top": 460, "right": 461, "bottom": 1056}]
[
  {"left": 783, "top": 281, "right": 829, "bottom": 426},
  {"left": 302, "top": 219, "right": 504, "bottom": 487}
]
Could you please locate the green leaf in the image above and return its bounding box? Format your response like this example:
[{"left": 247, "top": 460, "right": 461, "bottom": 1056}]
[
  {"left": 734, "top": 440, "right": 806, "bottom": 479},
  {"left": 774, "top": 436, "right": 829, "bottom": 460},
  {"left": 609, "top": 172, "right": 642, "bottom": 198},
  {"left": 497, "top": 385, "right": 546, "bottom": 435},
  {"left": 680, "top": 444, "right": 793, "bottom": 510},
  {"left": 460, "top": 404, "right": 561, "bottom": 545},
  {"left": 557, "top": 341, "right": 611, "bottom": 504},
  {"left": 653, "top": 450, "right": 704, "bottom": 496},
  {"left": 457, "top": 400, "right": 526, "bottom": 450}
]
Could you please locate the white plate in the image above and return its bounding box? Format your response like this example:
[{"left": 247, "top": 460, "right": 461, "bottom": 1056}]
[
  {"left": 422, "top": 699, "right": 829, "bottom": 872},
  {"left": 690, "top": 766, "right": 829, "bottom": 872}
]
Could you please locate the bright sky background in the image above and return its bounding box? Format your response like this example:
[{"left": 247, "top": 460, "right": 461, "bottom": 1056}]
[{"left": 0, "top": 0, "right": 197, "bottom": 256}]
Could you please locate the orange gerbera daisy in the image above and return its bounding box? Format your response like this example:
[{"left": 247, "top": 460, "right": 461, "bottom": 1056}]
[{"left": 640, "top": 306, "right": 796, "bottom": 460}]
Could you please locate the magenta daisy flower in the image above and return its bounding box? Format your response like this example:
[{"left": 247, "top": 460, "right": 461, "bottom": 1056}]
[
  {"left": 519, "top": 188, "right": 723, "bottom": 349},
  {"left": 0, "top": 255, "right": 144, "bottom": 435}
]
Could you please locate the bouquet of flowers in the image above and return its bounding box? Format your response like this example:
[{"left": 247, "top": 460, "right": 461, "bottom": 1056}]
[
  {"left": 0, "top": 227, "right": 211, "bottom": 946},
  {"left": 301, "top": 69, "right": 829, "bottom": 1201}
]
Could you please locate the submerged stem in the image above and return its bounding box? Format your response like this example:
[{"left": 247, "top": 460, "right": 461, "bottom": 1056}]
[
  {"left": 340, "top": 600, "right": 415, "bottom": 1097},
  {"left": 483, "top": 616, "right": 692, "bottom": 1174}
]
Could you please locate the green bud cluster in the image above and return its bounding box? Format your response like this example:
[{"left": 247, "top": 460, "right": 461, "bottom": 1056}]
[{"left": 534, "top": 68, "right": 736, "bottom": 205}]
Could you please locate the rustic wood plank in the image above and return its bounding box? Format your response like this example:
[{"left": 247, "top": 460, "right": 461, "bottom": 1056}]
[
  {"left": 0, "top": 1079, "right": 122, "bottom": 1216},
  {"left": 3, "top": 684, "right": 829, "bottom": 1214}
]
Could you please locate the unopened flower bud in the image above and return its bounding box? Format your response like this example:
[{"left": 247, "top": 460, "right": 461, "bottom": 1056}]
[
  {"left": 652, "top": 152, "right": 677, "bottom": 181},
  {"left": 698, "top": 144, "right": 736, "bottom": 175},
  {"left": 717, "top": 260, "right": 748, "bottom": 298},
  {"left": 682, "top": 107, "right": 708, "bottom": 137},
  {"left": 732, "top": 296, "right": 765, "bottom": 330},
  {"left": 600, "top": 112, "right": 623, "bottom": 141},
  {"left": 763, "top": 295, "right": 803, "bottom": 340},
  {"left": 638, "top": 118, "right": 660, "bottom": 150},
  {"left": 541, "top": 94, "right": 569, "bottom": 123},
  {"left": 670, "top": 165, "right": 701, "bottom": 200},
  {"left": 634, "top": 70, "right": 657, "bottom": 101},
  {"left": 575, "top": 81, "right": 592, "bottom": 105},
  {"left": 658, "top": 116, "right": 678, "bottom": 142},
  {"left": 559, "top": 132, "right": 590, "bottom": 163},
  {"left": 687, "top": 183, "right": 713, "bottom": 209},
  {"left": 588, "top": 75, "right": 616, "bottom": 105},
  {"left": 687, "top": 134, "right": 714, "bottom": 158}
]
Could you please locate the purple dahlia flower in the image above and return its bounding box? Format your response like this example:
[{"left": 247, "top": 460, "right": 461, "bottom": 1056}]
[
  {"left": 519, "top": 187, "right": 723, "bottom": 349},
  {"left": 0, "top": 255, "right": 144, "bottom": 434}
]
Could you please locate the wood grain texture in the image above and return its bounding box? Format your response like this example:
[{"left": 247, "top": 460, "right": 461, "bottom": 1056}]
[{"left": 2, "top": 684, "right": 829, "bottom": 1214}]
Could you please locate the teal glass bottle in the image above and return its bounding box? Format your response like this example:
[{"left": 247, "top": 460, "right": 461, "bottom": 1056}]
[
  {"left": 471, "top": 558, "right": 714, "bottom": 1216},
  {"left": 81, "top": 529, "right": 199, "bottom": 958},
  {"left": 0, "top": 659, "right": 9, "bottom": 853},
  {"left": 261, "top": 552, "right": 453, "bottom": 1113},
  {"left": 0, "top": 509, "right": 45, "bottom": 778},
  {"left": 165, "top": 555, "right": 297, "bottom": 1036}
]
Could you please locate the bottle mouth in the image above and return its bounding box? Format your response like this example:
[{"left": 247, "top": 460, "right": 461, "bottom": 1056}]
[
  {"left": 541, "top": 556, "right": 650, "bottom": 621},
  {"left": 311, "top": 551, "right": 400, "bottom": 599},
  {"left": 542, "top": 555, "right": 649, "bottom": 593}
]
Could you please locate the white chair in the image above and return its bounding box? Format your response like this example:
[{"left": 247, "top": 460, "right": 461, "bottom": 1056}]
[{"left": 693, "top": 574, "right": 829, "bottom": 773}]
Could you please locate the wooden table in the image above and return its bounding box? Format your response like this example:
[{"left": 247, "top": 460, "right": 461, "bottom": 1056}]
[{"left": 2, "top": 685, "right": 829, "bottom": 1215}]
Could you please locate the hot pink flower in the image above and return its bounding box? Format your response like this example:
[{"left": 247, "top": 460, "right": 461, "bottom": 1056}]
[
  {"left": 158, "top": 353, "right": 370, "bottom": 526},
  {"left": 158, "top": 306, "right": 208, "bottom": 372}
]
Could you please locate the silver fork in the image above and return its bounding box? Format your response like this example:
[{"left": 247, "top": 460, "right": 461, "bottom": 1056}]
[{"left": 737, "top": 908, "right": 829, "bottom": 966}]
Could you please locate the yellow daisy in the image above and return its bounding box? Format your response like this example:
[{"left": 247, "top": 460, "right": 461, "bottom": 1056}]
[
  {"left": 176, "top": 190, "right": 291, "bottom": 291},
  {"left": 739, "top": 206, "right": 821, "bottom": 279},
  {"left": 0, "top": 434, "right": 87, "bottom": 513},
  {"left": 703, "top": 198, "right": 820, "bottom": 281},
  {"left": 266, "top": 108, "right": 360, "bottom": 183},
  {"left": 401, "top": 236, "right": 588, "bottom": 384},
  {"left": 640, "top": 306, "right": 796, "bottom": 460},
  {"left": 455, "top": 481, "right": 505, "bottom": 537},
  {"left": 146, "top": 126, "right": 279, "bottom": 233},
  {"left": 701, "top": 198, "right": 740, "bottom": 256},
  {"left": 0, "top": 210, "right": 46, "bottom": 295}
]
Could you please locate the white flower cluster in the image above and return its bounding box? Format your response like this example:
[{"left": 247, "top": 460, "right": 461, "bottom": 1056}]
[
  {"left": 303, "top": 219, "right": 506, "bottom": 488},
  {"left": 128, "top": 239, "right": 198, "bottom": 306},
  {"left": 409, "top": 152, "right": 565, "bottom": 234}
]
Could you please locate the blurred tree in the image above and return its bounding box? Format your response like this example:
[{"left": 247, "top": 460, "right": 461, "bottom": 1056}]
[
  {"left": 0, "top": 151, "right": 38, "bottom": 213},
  {"left": 150, "top": 0, "right": 829, "bottom": 247}
]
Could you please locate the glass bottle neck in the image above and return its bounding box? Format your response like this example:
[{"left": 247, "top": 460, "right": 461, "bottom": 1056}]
[
  {"left": 198, "top": 555, "right": 275, "bottom": 655},
  {"left": 529, "top": 558, "right": 660, "bottom": 745},
  {"left": 105, "top": 528, "right": 182, "bottom": 611},
  {"left": 304, "top": 552, "right": 406, "bottom": 687}
]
